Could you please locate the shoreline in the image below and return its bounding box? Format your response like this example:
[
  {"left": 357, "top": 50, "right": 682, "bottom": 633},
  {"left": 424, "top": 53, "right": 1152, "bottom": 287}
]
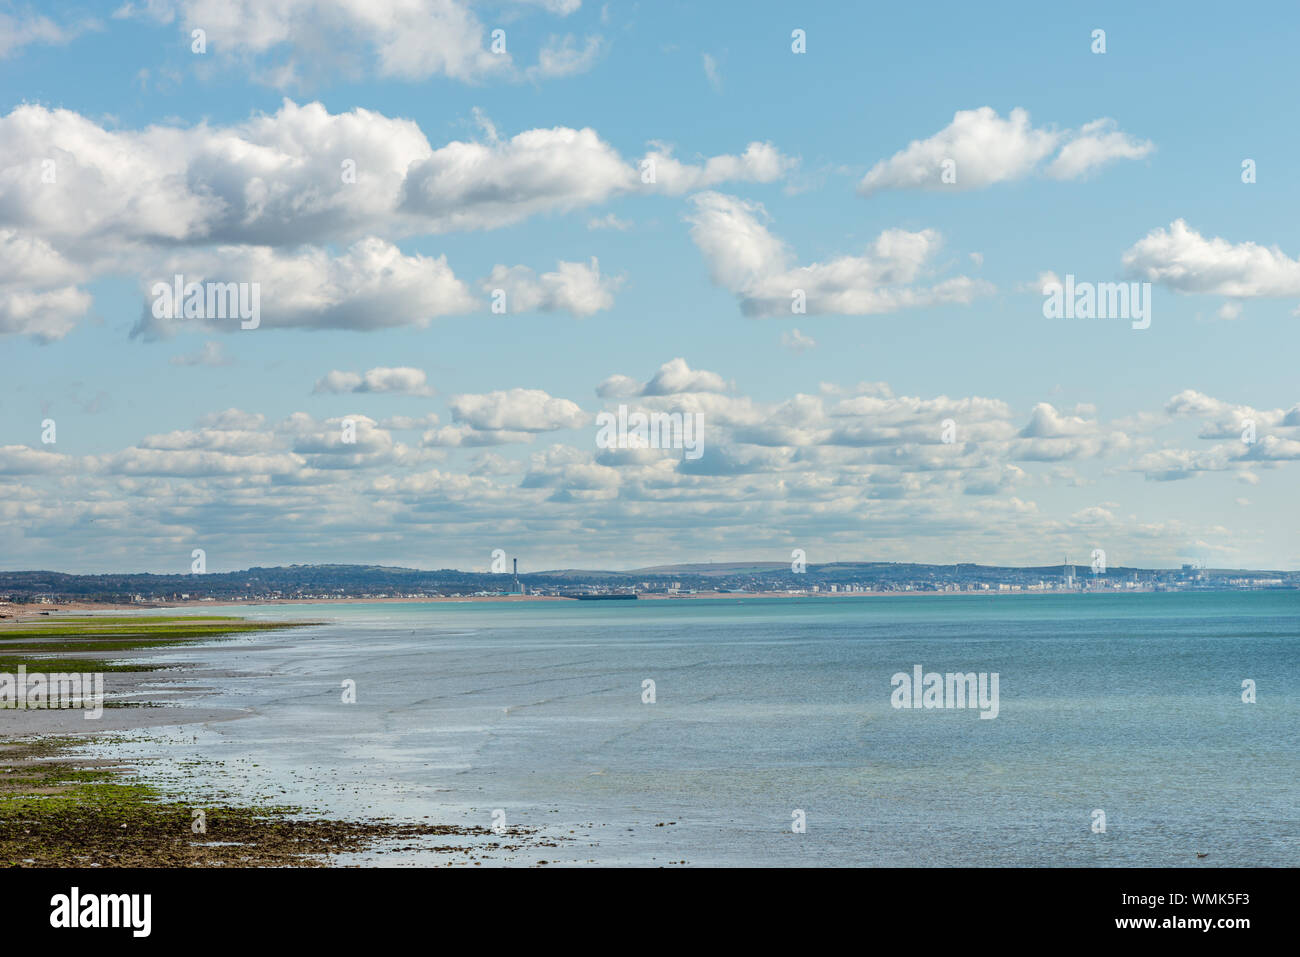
[
  {"left": 0, "top": 587, "right": 1177, "bottom": 618},
  {"left": 0, "top": 615, "right": 558, "bottom": 866}
]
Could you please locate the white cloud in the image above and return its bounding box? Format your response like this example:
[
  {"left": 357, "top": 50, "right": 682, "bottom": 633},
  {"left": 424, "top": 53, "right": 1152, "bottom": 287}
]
[
  {"left": 643, "top": 357, "right": 728, "bottom": 395},
  {"left": 1019, "top": 270, "right": 1061, "bottom": 295},
  {"left": 1046, "top": 118, "right": 1156, "bottom": 179},
  {"left": 780, "top": 328, "right": 816, "bottom": 354},
  {"left": 0, "top": 101, "right": 794, "bottom": 340},
  {"left": 449, "top": 388, "right": 588, "bottom": 432},
  {"left": 0, "top": 228, "right": 92, "bottom": 341},
  {"left": 596, "top": 358, "right": 728, "bottom": 398},
  {"left": 529, "top": 34, "right": 603, "bottom": 79},
  {"left": 482, "top": 257, "right": 621, "bottom": 317},
  {"left": 1133, "top": 447, "right": 1232, "bottom": 481},
  {"left": 1123, "top": 219, "right": 1300, "bottom": 298},
  {"left": 103, "top": 447, "right": 306, "bottom": 477},
  {"left": 120, "top": 0, "right": 514, "bottom": 83},
  {"left": 0, "top": 285, "right": 92, "bottom": 342},
  {"left": 0, "top": 444, "right": 66, "bottom": 474},
  {"left": 279, "top": 412, "right": 397, "bottom": 458},
  {"left": 139, "top": 428, "right": 279, "bottom": 454},
  {"left": 587, "top": 212, "right": 631, "bottom": 231},
  {"left": 859, "top": 107, "right": 1151, "bottom": 193},
  {"left": 1018, "top": 403, "right": 1095, "bottom": 438},
  {"left": 0, "top": 11, "right": 94, "bottom": 58},
  {"left": 131, "top": 237, "right": 478, "bottom": 338},
  {"left": 0, "top": 100, "right": 426, "bottom": 246},
  {"left": 119, "top": 0, "right": 600, "bottom": 87},
  {"left": 0, "top": 230, "right": 79, "bottom": 286},
  {"left": 0, "top": 101, "right": 791, "bottom": 251},
  {"left": 314, "top": 367, "right": 435, "bottom": 396},
  {"left": 517, "top": 0, "right": 583, "bottom": 14},
  {"left": 1165, "top": 389, "right": 1300, "bottom": 439},
  {"left": 423, "top": 425, "right": 535, "bottom": 447},
  {"left": 686, "top": 191, "right": 992, "bottom": 317},
  {"left": 643, "top": 141, "right": 795, "bottom": 195},
  {"left": 7, "top": 377, "right": 1293, "bottom": 570},
  {"left": 380, "top": 413, "right": 441, "bottom": 431},
  {"left": 401, "top": 124, "right": 634, "bottom": 232}
]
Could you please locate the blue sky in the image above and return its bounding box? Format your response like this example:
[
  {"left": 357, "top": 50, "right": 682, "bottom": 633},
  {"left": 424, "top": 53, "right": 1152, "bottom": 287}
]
[{"left": 2, "top": 0, "right": 1299, "bottom": 573}]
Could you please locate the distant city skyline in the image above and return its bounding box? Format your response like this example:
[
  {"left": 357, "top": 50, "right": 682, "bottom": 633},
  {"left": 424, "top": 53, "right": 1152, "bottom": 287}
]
[
  {"left": 3, "top": 3, "right": 1299, "bottom": 573},
  {"left": 4, "top": 557, "right": 1294, "bottom": 606}
]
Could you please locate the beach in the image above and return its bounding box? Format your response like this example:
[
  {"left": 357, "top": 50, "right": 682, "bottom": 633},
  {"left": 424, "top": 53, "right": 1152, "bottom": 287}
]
[{"left": 0, "top": 614, "right": 558, "bottom": 866}]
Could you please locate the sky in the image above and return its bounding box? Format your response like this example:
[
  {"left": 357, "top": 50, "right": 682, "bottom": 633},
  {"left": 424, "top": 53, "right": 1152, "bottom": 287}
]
[{"left": 1, "top": 0, "right": 1299, "bottom": 575}]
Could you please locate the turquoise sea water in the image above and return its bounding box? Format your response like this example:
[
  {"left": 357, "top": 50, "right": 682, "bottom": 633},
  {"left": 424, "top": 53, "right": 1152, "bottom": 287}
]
[{"left": 96, "top": 592, "right": 1298, "bottom": 866}]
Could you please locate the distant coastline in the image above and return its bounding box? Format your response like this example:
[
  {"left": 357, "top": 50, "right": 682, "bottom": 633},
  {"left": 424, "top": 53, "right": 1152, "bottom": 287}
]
[
  {"left": 1, "top": 585, "right": 1251, "bottom": 620},
  {"left": 4, "top": 560, "right": 1293, "bottom": 610}
]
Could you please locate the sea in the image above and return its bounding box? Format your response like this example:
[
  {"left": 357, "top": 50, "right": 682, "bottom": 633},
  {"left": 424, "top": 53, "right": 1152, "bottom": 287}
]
[{"left": 82, "top": 592, "right": 1299, "bottom": 866}]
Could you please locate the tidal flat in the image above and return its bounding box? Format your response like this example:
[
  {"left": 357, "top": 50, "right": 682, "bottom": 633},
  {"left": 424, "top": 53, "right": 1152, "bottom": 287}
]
[{"left": 0, "top": 613, "right": 545, "bottom": 867}]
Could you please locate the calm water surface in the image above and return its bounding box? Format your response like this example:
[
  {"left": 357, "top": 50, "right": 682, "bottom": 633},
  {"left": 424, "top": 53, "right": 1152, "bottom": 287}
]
[{"left": 89, "top": 592, "right": 1299, "bottom": 866}]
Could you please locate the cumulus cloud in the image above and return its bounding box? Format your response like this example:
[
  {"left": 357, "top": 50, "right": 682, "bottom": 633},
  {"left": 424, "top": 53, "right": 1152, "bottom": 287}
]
[
  {"left": 1122, "top": 219, "right": 1300, "bottom": 298},
  {"left": 278, "top": 412, "right": 399, "bottom": 461},
  {"left": 0, "top": 444, "right": 67, "bottom": 474},
  {"left": 118, "top": 0, "right": 518, "bottom": 84},
  {"left": 0, "top": 231, "right": 91, "bottom": 341},
  {"left": 0, "top": 285, "right": 92, "bottom": 342},
  {"left": 138, "top": 427, "right": 279, "bottom": 454},
  {"left": 482, "top": 257, "right": 622, "bottom": 317},
  {"left": 0, "top": 100, "right": 632, "bottom": 246},
  {"left": 423, "top": 425, "right": 536, "bottom": 448},
  {"left": 448, "top": 388, "right": 588, "bottom": 433},
  {"left": 522, "top": 445, "right": 620, "bottom": 494},
  {"left": 1165, "top": 389, "right": 1300, "bottom": 440},
  {"left": 824, "top": 394, "right": 1016, "bottom": 450},
  {"left": 0, "top": 100, "right": 800, "bottom": 339},
  {"left": 1046, "top": 118, "right": 1156, "bottom": 180},
  {"left": 596, "top": 358, "right": 729, "bottom": 398},
  {"left": 0, "top": 100, "right": 791, "bottom": 248},
  {"left": 119, "top": 0, "right": 602, "bottom": 87},
  {"left": 102, "top": 447, "right": 306, "bottom": 477},
  {"left": 130, "top": 237, "right": 478, "bottom": 338},
  {"left": 643, "top": 141, "right": 795, "bottom": 195},
  {"left": 5, "top": 376, "right": 1292, "bottom": 570},
  {"left": 1007, "top": 403, "right": 1130, "bottom": 462},
  {"left": 686, "top": 191, "right": 992, "bottom": 316},
  {"left": 1133, "top": 447, "right": 1233, "bottom": 481},
  {"left": 0, "top": 230, "right": 79, "bottom": 286},
  {"left": 400, "top": 125, "right": 634, "bottom": 233},
  {"left": 1018, "top": 403, "right": 1095, "bottom": 439},
  {"left": 70, "top": 409, "right": 429, "bottom": 482},
  {"left": 314, "top": 367, "right": 435, "bottom": 396},
  {"left": 858, "top": 107, "right": 1152, "bottom": 193}
]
